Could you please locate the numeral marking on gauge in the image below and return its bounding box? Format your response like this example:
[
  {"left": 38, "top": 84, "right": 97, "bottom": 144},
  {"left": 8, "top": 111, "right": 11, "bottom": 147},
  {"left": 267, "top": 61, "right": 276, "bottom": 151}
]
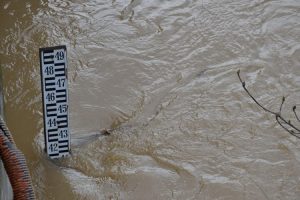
[{"left": 40, "top": 45, "right": 70, "bottom": 159}]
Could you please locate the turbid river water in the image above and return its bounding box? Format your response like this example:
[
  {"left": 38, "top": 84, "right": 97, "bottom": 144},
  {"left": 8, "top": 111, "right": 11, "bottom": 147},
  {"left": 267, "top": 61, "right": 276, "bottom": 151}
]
[{"left": 1, "top": 0, "right": 300, "bottom": 199}]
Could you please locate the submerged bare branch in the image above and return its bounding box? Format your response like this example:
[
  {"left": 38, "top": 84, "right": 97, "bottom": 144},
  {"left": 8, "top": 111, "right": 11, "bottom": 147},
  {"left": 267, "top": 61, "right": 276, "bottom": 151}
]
[
  {"left": 237, "top": 70, "right": 300, "bottom": 139},
  {"left": 237, "top": 70, "right": 277, "bottom": 115}
]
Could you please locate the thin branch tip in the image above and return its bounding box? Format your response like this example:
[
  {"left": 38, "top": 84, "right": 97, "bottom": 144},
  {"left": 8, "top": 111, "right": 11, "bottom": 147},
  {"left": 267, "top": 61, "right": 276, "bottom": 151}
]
[
  {"left": 279, "top": 96, "right": 285, "bottom": 113},
  {"left": 293, "top": 105, "right": 300, "bottom": 123}
]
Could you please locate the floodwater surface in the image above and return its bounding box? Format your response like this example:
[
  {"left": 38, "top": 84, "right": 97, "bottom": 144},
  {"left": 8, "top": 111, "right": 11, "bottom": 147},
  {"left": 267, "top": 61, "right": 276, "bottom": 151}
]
[{"left": 1, "top": 0, "right": 300, "bottom": 199}]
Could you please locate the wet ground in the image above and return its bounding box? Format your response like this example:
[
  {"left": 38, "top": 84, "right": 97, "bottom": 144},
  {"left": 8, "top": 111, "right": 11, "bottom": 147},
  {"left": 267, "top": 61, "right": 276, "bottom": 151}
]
[{"left": 1, "top": 0, "right": 300, "bottom": 199}]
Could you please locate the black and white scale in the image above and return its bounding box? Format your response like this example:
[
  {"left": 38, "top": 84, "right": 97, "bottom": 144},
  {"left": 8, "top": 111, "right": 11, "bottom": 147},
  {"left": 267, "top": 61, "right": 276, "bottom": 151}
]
[{"left": 39, "top": 45, "right": 70, "bottom": 159}]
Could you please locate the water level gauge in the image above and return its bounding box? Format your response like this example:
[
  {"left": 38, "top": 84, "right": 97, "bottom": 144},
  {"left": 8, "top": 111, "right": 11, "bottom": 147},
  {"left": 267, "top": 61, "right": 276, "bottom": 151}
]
[{"left": 39, "top": 45, "right": 70, "bottom": 159}]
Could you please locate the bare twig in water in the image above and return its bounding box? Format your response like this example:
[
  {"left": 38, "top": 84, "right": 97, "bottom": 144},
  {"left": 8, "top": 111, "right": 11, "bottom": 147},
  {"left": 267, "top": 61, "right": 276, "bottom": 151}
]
[{"left": 237, "top": 70, "right": 300, "bottom": 139}]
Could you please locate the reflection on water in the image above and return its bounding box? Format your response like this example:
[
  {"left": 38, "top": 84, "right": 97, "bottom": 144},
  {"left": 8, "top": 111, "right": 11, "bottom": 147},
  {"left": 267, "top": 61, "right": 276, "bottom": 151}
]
[{"left": 1, "top": 0, "right": 300, "bottom": 199}]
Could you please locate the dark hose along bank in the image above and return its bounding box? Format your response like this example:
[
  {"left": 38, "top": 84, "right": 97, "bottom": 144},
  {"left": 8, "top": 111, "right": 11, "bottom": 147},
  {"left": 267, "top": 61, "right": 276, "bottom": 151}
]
[{"left": 0, "top": 116, "right": 35, "bottom": 200}]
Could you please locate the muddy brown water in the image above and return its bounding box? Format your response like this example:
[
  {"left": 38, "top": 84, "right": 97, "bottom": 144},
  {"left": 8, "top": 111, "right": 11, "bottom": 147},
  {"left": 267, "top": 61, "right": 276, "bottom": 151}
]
[{"left": 1, "top": 0, "right": 300, "bottom": 199}]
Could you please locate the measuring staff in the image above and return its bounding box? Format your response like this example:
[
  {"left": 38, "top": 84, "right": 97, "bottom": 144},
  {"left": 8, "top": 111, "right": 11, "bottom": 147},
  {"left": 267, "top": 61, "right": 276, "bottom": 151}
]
[{"left": 39, "top": 45, "right": 70, "bottom": 159}]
